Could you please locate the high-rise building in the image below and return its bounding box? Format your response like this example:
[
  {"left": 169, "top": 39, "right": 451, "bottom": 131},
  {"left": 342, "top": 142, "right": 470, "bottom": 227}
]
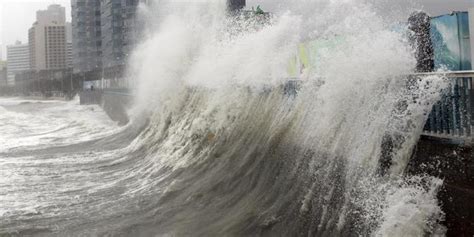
[
  {"left": 67, "top": 42, "right": 74, "bottom": 68},
  {"left": 71, "top": 0, "right": 102, "bottom": 73},
  {"left": 29, "top": 4, "right": 68, "bottom": 71},
  {"left": 37, "top": 4, "right": 66, "bottom": 24},
  {"left": 66, "top": 22, "right": 73, "bottom": 68},
  {"left": 100, "top": 0, "right": 141, "bottom": 68},
  {"left": 6, "top": 41, "right": 30, "bottom": 86},
  {"left": 71, "top": 0, "right": 148, "bottom": 78},
  {"left": 0, "top": 61, "right": 7, "bottom": 86}
]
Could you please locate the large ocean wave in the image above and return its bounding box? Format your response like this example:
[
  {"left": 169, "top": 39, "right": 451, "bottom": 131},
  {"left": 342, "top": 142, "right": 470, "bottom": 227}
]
[{"left": 0, "top": 0, "right": 449, "bottom": 236}]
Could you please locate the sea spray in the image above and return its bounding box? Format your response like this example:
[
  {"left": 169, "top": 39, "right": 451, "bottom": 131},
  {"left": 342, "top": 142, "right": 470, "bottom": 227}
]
[
  {"left": 128, "top": 0, "right": 447, "bottom": 235},
  {"left": 0, "top": 0, "right": 449, "bottom": 235}
]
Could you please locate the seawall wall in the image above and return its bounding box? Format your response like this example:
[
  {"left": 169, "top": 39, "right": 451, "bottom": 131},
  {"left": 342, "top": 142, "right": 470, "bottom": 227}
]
[
  {"left": 79, "top": 89, "right": 132, "bottom": 125},
  {"left": 408, "top": 136, "right": 474, "bottom": 236}
]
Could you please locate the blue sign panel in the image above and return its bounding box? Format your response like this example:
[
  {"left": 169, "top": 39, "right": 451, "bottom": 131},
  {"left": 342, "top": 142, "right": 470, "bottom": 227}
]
[{"left": 430, "top": 12, "right": 472, "bottom": 71}]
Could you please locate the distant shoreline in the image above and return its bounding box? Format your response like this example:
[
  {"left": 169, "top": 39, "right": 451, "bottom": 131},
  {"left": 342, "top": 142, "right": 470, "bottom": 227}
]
[{"left": 0, "top": 95, "right": 73, "bottom": 101}]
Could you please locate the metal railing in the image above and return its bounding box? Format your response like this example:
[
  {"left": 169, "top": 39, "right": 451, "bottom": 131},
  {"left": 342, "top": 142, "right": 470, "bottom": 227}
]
[
  {"left": 421, "top": 71, "right": 474, "bottom": 140},
  {"left": 79, "top": 90, "right": 102, "bottom": 105},
  {"left": 284, "top": 71, "right": 474, "bottom": 141},
  {"left": 76, "top": 72, "right": 474, "bottom": 141},
  {"left": 79, "top": 88, "right": 132, "bottom": 105},
  {"left": 102, "top": 88, "right": 133, "bottom": 97}
]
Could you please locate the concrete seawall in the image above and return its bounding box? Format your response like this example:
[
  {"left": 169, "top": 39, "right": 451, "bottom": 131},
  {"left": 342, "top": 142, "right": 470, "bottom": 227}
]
[
  {"left": 408, "top": 137, "right": 474, "bottom": 236},
  {"left": 79, "top": 89, "right": 132, "bottom": 125},
  {"left": 79, "top": 89, "right": 473, "bottom": 235}
]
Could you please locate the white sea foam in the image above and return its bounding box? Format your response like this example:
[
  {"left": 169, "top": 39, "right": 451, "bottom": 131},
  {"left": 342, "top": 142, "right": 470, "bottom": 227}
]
[
  {"left": 0, "top": 98, "right": 120, "bottom": 152},
  {"left": 0, "top": 0, "right": 449, "bottom": 235},
  {"left": 129, "top": 0, "right": 447, "bottom": 235}
]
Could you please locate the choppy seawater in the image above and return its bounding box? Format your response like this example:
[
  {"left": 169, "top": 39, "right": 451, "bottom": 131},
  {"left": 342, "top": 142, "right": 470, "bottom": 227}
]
[
  {"left": 0, "top": 87, "right": 445, "bottom": 237},
  {"left": 0, "top": 0, "right": 452, "bottom": 235}
]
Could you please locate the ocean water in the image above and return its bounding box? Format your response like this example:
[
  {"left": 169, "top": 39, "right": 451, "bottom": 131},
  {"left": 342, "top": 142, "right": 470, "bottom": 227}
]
[{"left": 0, "top": 0, "right": 450, "bottom": 236}]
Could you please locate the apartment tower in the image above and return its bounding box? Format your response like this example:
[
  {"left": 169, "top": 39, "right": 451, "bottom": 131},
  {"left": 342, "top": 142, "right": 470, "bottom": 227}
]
[
  {"left": 28, "top": 4, "right": 68, "bottom": 71},
  {"left": 6, "top": 41, "right": 30, "bottom": 85},
  {"left": 71, "top": 0, "right": 103, "bottom": 73}
]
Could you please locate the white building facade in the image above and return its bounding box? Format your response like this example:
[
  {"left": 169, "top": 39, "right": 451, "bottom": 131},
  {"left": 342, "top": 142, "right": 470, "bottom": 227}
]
[
  {"left": 6, "top": 42, "right": 30, "bottom": 86},
  {"left": 29, "top": 4, "right": 68, "bottom": 71}
]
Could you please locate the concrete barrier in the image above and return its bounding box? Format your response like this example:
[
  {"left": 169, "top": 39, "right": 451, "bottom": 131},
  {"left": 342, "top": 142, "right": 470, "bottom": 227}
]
[
  {"left": 79, "top": 90, "right": 102, "bottom": 105},
  {"left": 408, "top": 137, "right": 474, "bottom": 236},
  {"left": 101, "top": 90, "right": 132, "bottom": 125},
  {"left": 79, "top": 89, "right": 132, "bottom": 125},
  {"left": 77, "top": 84, "right": 474, "bottom": 234}
]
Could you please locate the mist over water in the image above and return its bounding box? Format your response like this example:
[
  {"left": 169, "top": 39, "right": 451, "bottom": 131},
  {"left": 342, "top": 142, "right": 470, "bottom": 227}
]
[{"left": 0, "top": 0, "right": 450, "bottom": 236}]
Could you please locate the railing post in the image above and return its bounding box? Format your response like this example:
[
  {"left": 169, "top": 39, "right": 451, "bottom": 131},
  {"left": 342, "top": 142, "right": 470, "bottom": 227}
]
[{"left": 418, "top": 71, "right": 474, "bottom": 141}]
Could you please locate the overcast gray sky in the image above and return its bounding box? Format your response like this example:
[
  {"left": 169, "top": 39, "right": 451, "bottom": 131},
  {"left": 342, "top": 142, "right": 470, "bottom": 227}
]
[
  {"left": 0, "top": 0, "right": 71, "bottom": 60},
  {"left": 1, "top": 0, "right": 473, "bottom": 60}
]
